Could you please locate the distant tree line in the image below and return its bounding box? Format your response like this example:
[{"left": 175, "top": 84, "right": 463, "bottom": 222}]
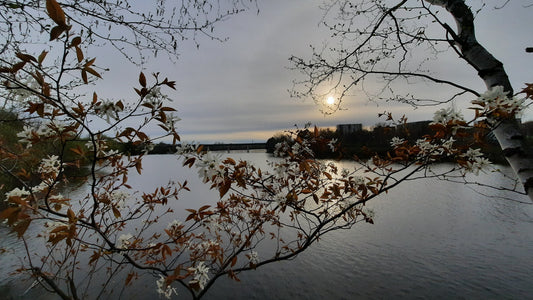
[{"left": 266, "top": 121, "right": 533, "bottom": 163}]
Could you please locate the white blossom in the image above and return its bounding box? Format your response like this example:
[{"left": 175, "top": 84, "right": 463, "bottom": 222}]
[
  {"left": 248, "top": 251, "right": 259, "bottom": 265},
  {"left": 164, "top": 113, "right": 181, "bottom": 130},
  {"left": 477, "top": 86, "right": 508, "bottom": 104},
  {"left": 273, "top": 142, "right": 289, "bottom": 157},
  {"left": 31, "top": 181, "right": 49, "bottom": 193},
  {"left": 328, "top": 139, "right": 337, "bottom": 152},
  {"left": 8, "top": 76, "right": 40, "bottom": 103},
  {"left": 38, "top": 155, "right": 62, "bottom": 174},
  {"left": 203, "top": 215, "right": 222, "bottom": 232},
  {"left": 110, "top": 190, "right": 129, "bottom": 208},
  {"left": 196, "top": 152, "right": 223, "bottom": 183},
  {"left": 353, "top": 176, "right": 365, "bottom": 186},
  {"left": 390, "top": 137, "right": 405, "bottom": 148},
  {"left": 155, "top": 275, "right": 177, "bottom": 299},
  {"left": 175, "top": 142, "right": 198, "bottom": 155},
  {"left": 167, "top": 219, "right": 182, "bottom": 230},
  {"left": 462, "top": 148, "right": 483, "bottom": 160},
  {"left": 465, "top": 157, "right": 492, "bottom": 175},
  {"left": 273, "top": 192, "right": 286, "bottom": 205},
  {"left": 475, "top": 86, "right": 526, "bottom": 117},
  {"left": 116, "top": 233, "right": 133, "bottom": 249},
  {"left": 430, "top": 106, "right": 464, "bottom": 125},
  {"left": 441, "top": 137, "right": 455, "bottom": 152},
  {"left": 188, "top": 261, "right": 210, "bottom": 290},
  {"left": 5, "top": 187, "right": 30, "bottom": 199},
  {"left": 16, "top": 125, "right": 35, "bottom": 146},
  {"left": 94, "top": 100, "right": 123, "bottom": 123}
]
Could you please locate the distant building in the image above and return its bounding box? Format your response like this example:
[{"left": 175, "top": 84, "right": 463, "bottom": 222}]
[{"left": 337, "top": 123, "right": 363, "bottom": 135}]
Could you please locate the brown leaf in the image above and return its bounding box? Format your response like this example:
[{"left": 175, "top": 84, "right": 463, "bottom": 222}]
[
  {"left": 70, "top": 36, "right": 82, "bottom": 48},
  {"left": 50, "top": 25, "right": 66, "bottom": 41},
  {"left": 219, "top": 180, "right": 231, "bottom": 198},
  {"left": 135, "top": 160, "right": 142, "bottom": 175},
  {"left": 139, "top": 72, "right": 146, "bottom": 87},
  {"left": 46, "top": 0, "right": 66, "bottom": 25},
  {"left": 11, "top": 61, "right": 26, "bottom": 73},
  {"left": 75, "top": 46, "right": 84, "bottom": 63},
  {"left": 112, "top": 205, "right": 121, "bottom": 218},
  {"left": 16, "top": 52, "right": 37, "bottom": 63},
  {"left": 81, "top": 70, "right": 88, "bottom": 84},
  {"left": 84, "top": 66, "right": 101, "bottom": 78},
  {"left": 38, "top": 51, "right": 48, "bottom": 64}
]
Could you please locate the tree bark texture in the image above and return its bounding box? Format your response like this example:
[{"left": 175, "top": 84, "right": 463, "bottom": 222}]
[{"left": 428, "top": 0, "right": 533, "bottom": 200}]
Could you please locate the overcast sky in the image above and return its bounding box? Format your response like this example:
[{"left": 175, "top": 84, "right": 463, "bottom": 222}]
[{"left": 94, "top": 0, "right": 533, "bottom": 143}]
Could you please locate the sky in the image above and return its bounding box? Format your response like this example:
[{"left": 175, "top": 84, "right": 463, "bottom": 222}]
[{"left": 93, "top": 0, "right": 533, "bottom": 143}]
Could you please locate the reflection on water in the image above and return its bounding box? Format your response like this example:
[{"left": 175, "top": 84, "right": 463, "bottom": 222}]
[{"left": 1, "top": 152, "right": 532, "bottom": 299}]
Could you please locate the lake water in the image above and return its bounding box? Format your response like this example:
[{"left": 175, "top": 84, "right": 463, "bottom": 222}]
[{"left": 1, "top": 152, "right": 533, "bottom": 299}]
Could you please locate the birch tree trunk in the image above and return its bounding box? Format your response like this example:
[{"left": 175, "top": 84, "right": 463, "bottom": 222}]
[{"left": 428, "top": 0, "right": 533, "bottom": 200}]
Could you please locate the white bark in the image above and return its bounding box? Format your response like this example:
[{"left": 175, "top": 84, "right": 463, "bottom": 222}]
[{"left": 427, "top": 0, "right": 533, "bottom": 200}]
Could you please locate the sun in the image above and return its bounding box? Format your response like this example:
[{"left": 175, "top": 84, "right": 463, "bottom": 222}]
[{"left": 326, "top": 96, "right": 335, "bottom": 105}]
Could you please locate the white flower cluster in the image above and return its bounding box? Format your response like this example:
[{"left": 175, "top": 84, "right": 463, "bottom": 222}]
[
  {"left": 144, "top": 87, "right": 172, "bottom": 108},
  {"left": 461, "top": 148, "right": 492, "bottom": 175},
  {"left": 202, "top": 215, "right": 223, "bottom": 233},
  {"left": 5, "top": 187, "right": 30, "bottom": 199},
  {"left": 109, "top": 190, "right": 129, "bottom": 208},
  {"left": 94, "top": 100, "right": 123, "bottom": 123},
  {"left": 248, "top": 251, "right": 259, "bottom": 265},
  {"left": 8, "top": 76, "right": 40, "bottom": 103},
  {"left": 273, "top": 142, "right": 289, "bottom": 157},
  {"left": 155, "top": 275, "right": 178, "bottom": 299},
  {"left": 17, "top": 120, "right": 68, "bottom": 147},
  {"left": 476, "top": 86, "right": 526, "bottom": 117},
  {"left": 188, "top": 261, "right": 210, "bottom": 290},
  {"left": 175, "top": 142, "right": 198, "bottom": 155},
  {"left": 430, "top": 106, "right": 465, "bottom": 126},
  {"left": 353, "top": 175, "right": 365, "bottom": 185},
  {"left": 85, "top": 140, "right": 119, "bottom": 157},
  {"left": 273, "top": 192, "right": 286, "bottom": 205},
  {"left": 415, "top": 137, "right": 455, "bottom": 160},
  {"left": 164, "top": 113, "right": 181, "bottom": 130},
  {"left": 196, "top": 240, "right": 219, "bottom": 255},
  {"left": 166, "top": 219, "right": 182, "bottom": 231},
  {"left": 196, "top": 152, "right": 224, "bottom": 184},
  {"left": 390, "top": 137, "right": 405, "bottom": 148},
  {"left": 116, "top": 233, "right": 133, "bottom": 249},
  {"left": 38, "top": 155, "right": 63, "bottom": 175}
]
